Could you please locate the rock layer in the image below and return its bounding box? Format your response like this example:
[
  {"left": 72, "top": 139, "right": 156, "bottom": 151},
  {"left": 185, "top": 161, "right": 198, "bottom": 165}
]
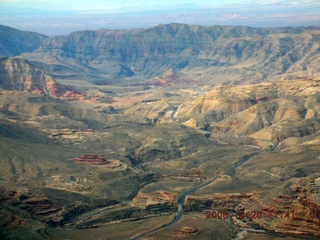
[
  {"left": 71, "top": 154, "right": 121, "bottom": 168},
  {"left": 175, "top": 79, "right": 320, "bottom": 143},
  {"left": 0, "top": 57, "right": 70, "bottom": 97},
  {"left": 20, "top": 24, "right": 320, "bottom": 83}
]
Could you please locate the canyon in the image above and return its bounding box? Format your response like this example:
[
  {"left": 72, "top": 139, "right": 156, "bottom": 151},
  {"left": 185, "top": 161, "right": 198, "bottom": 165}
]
[{"left": 0, "top": 24, "right": 319, "bottom": 239}]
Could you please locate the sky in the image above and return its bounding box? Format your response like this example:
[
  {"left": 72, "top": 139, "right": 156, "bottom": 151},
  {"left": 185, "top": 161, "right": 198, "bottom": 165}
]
[
  {"left": 0, "top": 0, "right": 319, "bottom": 35},
  {"left": 0, "top": 0, "right": 247, "bottom": 10},
  {"left": 0, "top": 0, "right": 319, "bottom": 10}
]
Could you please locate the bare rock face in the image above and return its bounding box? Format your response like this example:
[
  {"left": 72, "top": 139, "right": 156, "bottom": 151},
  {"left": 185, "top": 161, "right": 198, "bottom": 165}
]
[
  {"left": 131, "top": 191, "right": 177, "bottom": 209},
  {"left": 71, "top": 154, "right": 121, "bottom": 167},
  {"left": 254, "top": 180, "right": 320, "bottom": 237},
  {"left": 26, "top": 24, "right": 320, "bottom": 83},
  {"left": 184, "top": 177, "right": 320, "bottom": 237},
  {"left": 0, "top": 57, "right": 96, "bottom": 103},
  {"left": 175, "top": 226, "right": 198, "bottom": 237},
  {"left": 180, "top": 226, "right": 198, "bottom": 233},
  {"left": 184, "top": 193, "right": 261, "bottom": 212},
  {"left": 0, "top": 57, "right": 69, "bottom": 97},
  {"left": 56, "top": 90, "right": 86, "bottom": 102},
  {"left": 71, "top": 154, "right": 109, "bottom": 165},
  {"left": 0, "top": 188, "right": 64, "bottom": 226},
  {"left": 175, "top": 79, "right": 320, "bottom": 143},
  {"left": 0, "top": 206, "right": 29, "bottom": 229},
  {"left": 151, "top": 68, "right": 180, "bottom": 87}
]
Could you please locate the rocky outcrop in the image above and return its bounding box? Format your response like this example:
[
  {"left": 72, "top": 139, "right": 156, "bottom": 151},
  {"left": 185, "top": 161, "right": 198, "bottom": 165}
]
[
  {"left": 58, "top": 90, "right": 86, "bottom": 102},
  {"left": 19, "top": 24, "right": 319, "bottom": 83},
  {"left": 175, "top": 226, "right": 198, "bottom": 237},
  {"left": 151, "top": 68, "right": 179, "bottom": 87},
  {"left": 71, "top": 154, "right": 121, "bottom": 167},
  {"left": 184, "top": 193, "right": 261, "bottom": 212},
  {"left": 243, "top": 180, "right": 320, "bottom": 237},
  {"left": 175, "top": 79, "right": 320, "bottom": 143},
  {"left": 0, "top": 57, "right": 70, "bottom": 97},
  {"left": 131, "top": 191, "right": 177, "bottom": 209},
  {"left": 50, "top": 128, "right": 93, "bottom": 137},
  {"left": 0, "top": 188, "right": 64, "bottom": 226},
  {"left": 71, "top": 154, "right": 109, "bottom": 165},
  {"left": 0, "top": 57, "right": 115, "bottom": 103},
  {"left": 0, "top": 206, "right": 29, "bottom": 229},
  {"left": 184, "top": 178, "right": 320, "bottom": 237}
]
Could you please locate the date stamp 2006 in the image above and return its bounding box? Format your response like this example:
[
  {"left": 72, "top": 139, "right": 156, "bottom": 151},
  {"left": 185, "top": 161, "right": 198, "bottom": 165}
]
[{"left": 206, "top": 209, "right": 295, "bottom": 220}]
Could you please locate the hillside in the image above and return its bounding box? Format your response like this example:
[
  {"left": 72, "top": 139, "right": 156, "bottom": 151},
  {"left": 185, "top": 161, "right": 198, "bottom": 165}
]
[
  {"left": 1, "top": 23, "right": 320, "bottom": 240},
  {"left": 0, "top": 56, "right": 70, "bottom": 96},
  {"left": 20, "top": 23, "right": 320, "bottom": 84},
  {"left": 175, "top": 79, "right": 320, "bottom": 145},
  {"left": 0, "top": 25, "right": 48, "bottom": 57},
  {"left": 0, "top": 56, "right": 113, "bottom": 102}
]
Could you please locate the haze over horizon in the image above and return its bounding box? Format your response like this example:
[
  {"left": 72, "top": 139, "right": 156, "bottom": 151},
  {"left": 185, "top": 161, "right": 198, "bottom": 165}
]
[
  {"left": 0, "top": 0, "right": 320, "bottom": 35},
  {"left": 1, "top": 1, "right": 320, "bottom": 240}
]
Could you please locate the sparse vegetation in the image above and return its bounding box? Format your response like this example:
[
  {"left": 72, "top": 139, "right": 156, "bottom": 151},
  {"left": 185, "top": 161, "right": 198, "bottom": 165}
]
[{"left": 0, "top": 24, "right": 319, "bottom": 240}]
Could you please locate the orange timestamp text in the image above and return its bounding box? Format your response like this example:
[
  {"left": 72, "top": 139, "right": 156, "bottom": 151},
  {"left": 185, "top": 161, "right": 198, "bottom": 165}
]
[{"left": 206, "top": 209, "right": 295, "bottom": 220}]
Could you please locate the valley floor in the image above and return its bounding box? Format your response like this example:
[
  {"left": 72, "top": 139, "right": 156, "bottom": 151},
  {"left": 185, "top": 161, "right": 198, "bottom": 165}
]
[{"left": 1, "top": 78, "right": 320, "bottom": 240}]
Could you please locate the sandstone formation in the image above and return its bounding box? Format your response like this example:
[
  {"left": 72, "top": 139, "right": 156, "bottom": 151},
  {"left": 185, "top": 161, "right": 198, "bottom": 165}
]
[
  {"left": 0, "top": 57, "right": 70, "bottom": 97},
  {"left": 131, "top": 191, "right": 177, "bottom": 209},
  {"left": 175, "top": 79, "right": 320, "bottom": 143},
  {"left": 184, "top": 178, "right": 320, "bottom": 237},
  {"left": 0, "top": 57, "right": 114, "bottom": 104},
  {"left": 151, "top": 68, "right": 180, "bottom": 87},
  {"left": 175, "top": 226, "right": 198, "bottom": 237},
  {"left": 13, "top": 24, "right": 318, "bottom": 85},
  {"left": 0, "top": 188, "right": 64, "bottom": 226},
  {"left": 71, "top": 154, "right": 121, "bottom": 168},
  {"left": 50, "top": 128, "right": 93, "bottom": 137},
  {"left": 71, "top": 154, "right": 109, "bottom": 165},
  {"left": 184, "top": 193, "right": 261, "bottom": 212},
  {"left": 246, "top": 180, "right": 320, "bottom": 237},
  {"left": 1, "top": 23, "right": 320, "bottom": 240}
]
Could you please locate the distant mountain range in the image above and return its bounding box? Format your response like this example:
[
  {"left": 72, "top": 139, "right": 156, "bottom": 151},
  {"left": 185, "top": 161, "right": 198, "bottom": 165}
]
[
  {"left": 1, "top": 22, "right": 320, "bottom": 240},
  {"left": 1, "top": 24, "right": 320, "bottom": 85},
  {"left": 0, "top": 25, "right": 47, "bottom": 57},
  {"left": 1, "top": 0, "right": 319, "bottom": 35}
]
